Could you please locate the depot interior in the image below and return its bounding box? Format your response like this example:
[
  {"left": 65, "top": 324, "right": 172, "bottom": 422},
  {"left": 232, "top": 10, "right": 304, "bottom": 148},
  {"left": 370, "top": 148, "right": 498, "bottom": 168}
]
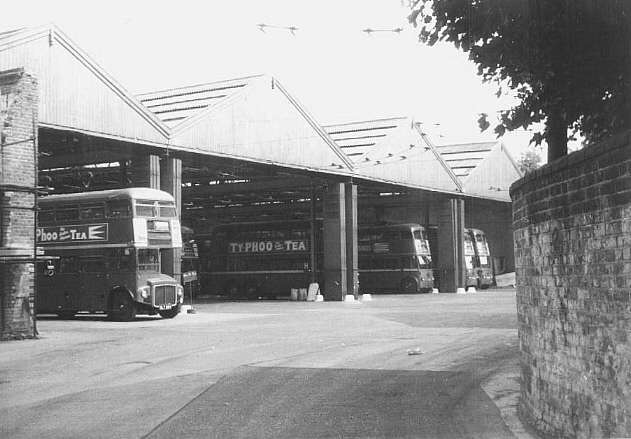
[{"left": 3, "top": 25, "right": 521, "bottom": 299}]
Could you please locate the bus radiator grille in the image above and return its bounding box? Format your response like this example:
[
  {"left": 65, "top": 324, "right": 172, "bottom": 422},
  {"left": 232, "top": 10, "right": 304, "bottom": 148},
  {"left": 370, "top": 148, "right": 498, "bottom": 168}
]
[{"left": 154, "top": 285, "right": 177, "bottom": 306}]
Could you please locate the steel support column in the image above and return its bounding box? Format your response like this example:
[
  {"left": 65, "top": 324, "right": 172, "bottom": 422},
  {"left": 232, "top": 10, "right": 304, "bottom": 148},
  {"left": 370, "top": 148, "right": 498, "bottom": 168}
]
[
  {"left": 437, "top": 198, "right": 465, "bottom": 293},
  {"left": 127, "top": 154, "right": 160, "bottom": 189},
  {"left": 160, "top": 157, "right": 182, "bottom": 283},
  {"left": 322, "top": 182, "right": 347, "bottom": 300},
  {"left": 344, "top": 182, "right": 358, "bottom": 298}
]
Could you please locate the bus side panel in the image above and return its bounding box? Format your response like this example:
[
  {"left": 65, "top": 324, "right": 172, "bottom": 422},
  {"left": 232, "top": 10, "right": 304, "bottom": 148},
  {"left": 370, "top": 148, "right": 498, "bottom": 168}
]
[
  {"left": 37, "top": 272, "right": 80, "bottom": 313},
  {"left": 358, "top": 270, "right": 400, "bottom": 293},
  {"left": 80, "top": 271, "right": 109, "bottom": 311},
  {"left": 202, "top": 271, "right": 314, "bottom": 297}
]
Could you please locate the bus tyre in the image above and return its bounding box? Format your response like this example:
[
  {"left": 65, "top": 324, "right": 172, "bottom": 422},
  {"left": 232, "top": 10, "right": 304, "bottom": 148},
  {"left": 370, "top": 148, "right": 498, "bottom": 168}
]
[
  {"left": 109, "top": 289, "right": 136, "bottom": 321},
  {"left": 400, "top": 277, "right": 418, "bottom": 294},
  {"left": 225, "top": 282, "right": 239, "bottom": 298},
  {"left": 159, "top": 305, "right": 180, "bottom": 319}
]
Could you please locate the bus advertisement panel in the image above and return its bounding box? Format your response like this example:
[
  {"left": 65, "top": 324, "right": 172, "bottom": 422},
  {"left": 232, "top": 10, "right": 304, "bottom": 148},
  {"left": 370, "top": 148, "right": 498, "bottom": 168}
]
[{"left": 36, "top": 188, "right": 184, "bottom": 320}]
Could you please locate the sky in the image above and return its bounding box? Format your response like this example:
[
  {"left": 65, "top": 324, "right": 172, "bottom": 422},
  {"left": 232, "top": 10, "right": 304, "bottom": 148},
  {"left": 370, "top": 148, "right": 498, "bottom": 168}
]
[{"left": 2, "top": 0, "right": 546, "bottom": 162}]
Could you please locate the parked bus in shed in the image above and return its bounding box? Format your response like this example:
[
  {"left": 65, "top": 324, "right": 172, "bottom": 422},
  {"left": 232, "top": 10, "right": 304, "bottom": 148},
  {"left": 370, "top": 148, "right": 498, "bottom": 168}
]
[
  {"left": 465, "top": 228, "right": 494, "bottom": 289},
  {"left": 197, "top": 221, "right": 433, "bottom": 297},
  {"left": 358, "top": 224, "right": 434, "bottom": 294},
  {"left": 36, "top": 188, "right": 184, "bottom": 320},
  {"left": 197, "top": 220, "right": 322, "bottom": 298}
]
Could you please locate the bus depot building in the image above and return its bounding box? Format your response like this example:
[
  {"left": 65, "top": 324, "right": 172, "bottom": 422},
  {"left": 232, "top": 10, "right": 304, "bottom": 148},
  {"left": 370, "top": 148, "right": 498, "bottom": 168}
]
[{"left": 0, "top": 25, "right": 521, "bottom": 332}]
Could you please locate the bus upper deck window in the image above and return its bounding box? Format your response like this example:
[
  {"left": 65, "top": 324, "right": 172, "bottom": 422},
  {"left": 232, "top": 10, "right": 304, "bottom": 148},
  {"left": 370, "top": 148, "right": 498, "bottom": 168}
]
[
  {"left": 414, "top": 229, "right": 429, "bottom": 241},
  {"left": 39, "top": 210, "right": 55, "bottom": 224},
  {"left": 158, "top": 202, "right": 177, "bottom": 217},
  {"left": 108, "top": 201, "right": 131, "bottom": 218},
  {"left": 135, "top": 202, "right": 156, "bottom": 217},
  {"left": 79, "top": 205, "right": 105, "bottom": 220},
  {"left": 56, "top": 208, "right": 79, "bottom": 222}
]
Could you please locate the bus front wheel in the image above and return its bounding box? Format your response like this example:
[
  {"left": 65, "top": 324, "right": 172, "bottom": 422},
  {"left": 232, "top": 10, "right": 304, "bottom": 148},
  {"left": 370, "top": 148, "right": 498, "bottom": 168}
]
[
  {"left": 57, "top": 311, "right": 76, "bottom": 319},
  {"left": 400, "top": 277, "right": 419, "bottom": 294},
  {"left": 159, "top": 305, "right": 180, "bottom": 319},
  {"left": 109, "top": 290, "right": 136, "bottom": 321}
]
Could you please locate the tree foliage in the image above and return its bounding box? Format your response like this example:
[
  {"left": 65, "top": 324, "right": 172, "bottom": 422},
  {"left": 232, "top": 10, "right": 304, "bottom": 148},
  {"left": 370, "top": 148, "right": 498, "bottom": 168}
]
[
  {"left": 409, "top": 0, "right": 631, "bottom": 162},
  {"left": 517, "top": 149, "right": 542, "bottom": 175}
]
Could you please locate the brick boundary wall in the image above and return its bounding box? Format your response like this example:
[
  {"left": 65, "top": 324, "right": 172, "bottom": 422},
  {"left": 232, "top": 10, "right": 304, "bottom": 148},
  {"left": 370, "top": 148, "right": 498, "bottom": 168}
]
[
  {"left": 0, "top": 68, "right": 38, "bottom": 340},
  {"left": 510, "top": 131, "right": 631, "bottom": 438}
]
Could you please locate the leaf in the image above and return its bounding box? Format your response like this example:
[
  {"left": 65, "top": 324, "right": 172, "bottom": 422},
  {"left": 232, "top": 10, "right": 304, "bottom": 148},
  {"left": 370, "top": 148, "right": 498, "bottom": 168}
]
[
  {"left": 494, "top": 124, "right": 506, "bottom": 137},
  {"left": 411, "top": 0, "right": 631, "bottom": 156},
  {"left": 477, "top": 113, "right": 490, "bottom": 131}
]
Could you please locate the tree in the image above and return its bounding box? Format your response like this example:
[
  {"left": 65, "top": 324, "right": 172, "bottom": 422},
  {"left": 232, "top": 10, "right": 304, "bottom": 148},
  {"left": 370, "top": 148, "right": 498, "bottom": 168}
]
[
  {"left": 409, "top": 0, "right": 631, "bottom": 162},
  {"left": 517, "top": 149, "right": 542, "bottom": 175}
]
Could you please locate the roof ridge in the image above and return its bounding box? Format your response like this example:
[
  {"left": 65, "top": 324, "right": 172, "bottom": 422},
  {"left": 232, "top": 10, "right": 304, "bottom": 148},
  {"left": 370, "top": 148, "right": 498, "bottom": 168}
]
[{"left": 136, "top": 74, "right": 265, "bottom": 97}]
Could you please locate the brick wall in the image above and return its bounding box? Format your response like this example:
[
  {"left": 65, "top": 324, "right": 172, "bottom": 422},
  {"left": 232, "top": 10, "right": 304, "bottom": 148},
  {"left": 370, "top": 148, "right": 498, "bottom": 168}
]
[
  {"left": 510, "top": 131, "right": 631, "bottom": 438},
  {"left": 0, "top": 68, "right": 38, "bottom": 340}
]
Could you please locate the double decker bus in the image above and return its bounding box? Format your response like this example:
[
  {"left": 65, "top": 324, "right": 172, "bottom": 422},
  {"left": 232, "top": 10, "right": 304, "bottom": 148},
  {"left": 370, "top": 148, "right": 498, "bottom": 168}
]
[
  {"left": 358, "top": 224, "right": 434, "bottom": 293},
  {"left": 36, "top": 188, "right": 184, "bottom": 320},
  {"left": 464, "top": 228, "right": 494, "bottom": 289},
  {"left": 198, "top": 220, "right": 321, "bottom": 298},
  {"left": 197, "top": 221, "right": 434, "bottom": 297}
]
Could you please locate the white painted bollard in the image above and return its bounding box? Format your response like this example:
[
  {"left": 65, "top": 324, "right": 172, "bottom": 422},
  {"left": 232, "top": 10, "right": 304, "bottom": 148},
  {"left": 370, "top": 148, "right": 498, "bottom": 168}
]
[
  {"left": 306, "top": 283, "right": 319, "bottom": 301},
  {"left": 344, "top": 294, "right": 356, "bottom": 303},
  {"left": 315, "top": 294, "right": 324, "bottom": 302},
  {"left": 432, "top": 288, "right": 439, "bottom": 294},
  {"left": 467, "top": 286, "right": 477, "bottom": 294},
  {"left": 456, "top": 287, "right": 467, "bottom": 294},
  {"left": 361, "top": 293, "right": 372, "bottom": 301},
  {"left": 298, "top": 288, "right": 307, "bottom": 301}
]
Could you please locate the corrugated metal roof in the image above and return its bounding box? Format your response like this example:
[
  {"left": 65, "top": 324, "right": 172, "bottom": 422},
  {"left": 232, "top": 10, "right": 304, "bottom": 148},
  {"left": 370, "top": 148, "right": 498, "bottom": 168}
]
[
  {"left": 141, "top": 74, "right": 354, "bottom": 172},
  {"left": 0, "top": 24, "right": 170, "bottom": 142},
  {"left": 435, "top": 141, "right": 496, "bottom": 178},
  {"left": 325, "top": 117, "right": 463, "bottom": 193},
  {"left": 325, "top": 117, "right": 408, "bottom": 163},
  {"left": 137, "top": 75, "right": 262, "bottom": 129}
]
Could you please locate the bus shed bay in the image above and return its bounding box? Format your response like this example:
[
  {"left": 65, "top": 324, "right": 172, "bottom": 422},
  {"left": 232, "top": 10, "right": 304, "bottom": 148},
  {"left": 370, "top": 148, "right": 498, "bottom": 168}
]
[{"left": 0, "top": 24, "right": 520, "bottom": 302}]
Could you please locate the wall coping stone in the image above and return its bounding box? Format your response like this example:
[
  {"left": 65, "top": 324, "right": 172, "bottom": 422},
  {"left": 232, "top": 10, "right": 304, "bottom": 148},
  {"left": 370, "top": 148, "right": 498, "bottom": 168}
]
[{"left": 510, "top": 130, "right": 631, "bottom": 198}]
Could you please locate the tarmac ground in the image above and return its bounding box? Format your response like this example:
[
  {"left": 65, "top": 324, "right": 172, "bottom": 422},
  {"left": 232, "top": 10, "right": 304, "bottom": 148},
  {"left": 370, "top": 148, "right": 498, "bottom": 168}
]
[{"left": 0, "top": 289, "right": 539, "bottom": 439}]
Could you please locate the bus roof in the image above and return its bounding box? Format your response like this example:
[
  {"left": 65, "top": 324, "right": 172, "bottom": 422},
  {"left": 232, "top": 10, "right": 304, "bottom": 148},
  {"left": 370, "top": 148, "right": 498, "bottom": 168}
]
[
  {"left": 360, "top": 223, "right": 425, "bottom": 230},
  {"left": 39, "top": 188, "right": 175, "bottom": 205}
]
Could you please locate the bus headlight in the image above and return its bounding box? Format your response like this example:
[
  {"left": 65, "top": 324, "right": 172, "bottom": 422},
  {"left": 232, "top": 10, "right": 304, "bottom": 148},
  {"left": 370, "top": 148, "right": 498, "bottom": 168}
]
[
  {"left": 176, "top": 285, "right": 184, "bottom": 303},
  {"left": 137, "top": 286, "right": 151, "bottom": 300}
]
